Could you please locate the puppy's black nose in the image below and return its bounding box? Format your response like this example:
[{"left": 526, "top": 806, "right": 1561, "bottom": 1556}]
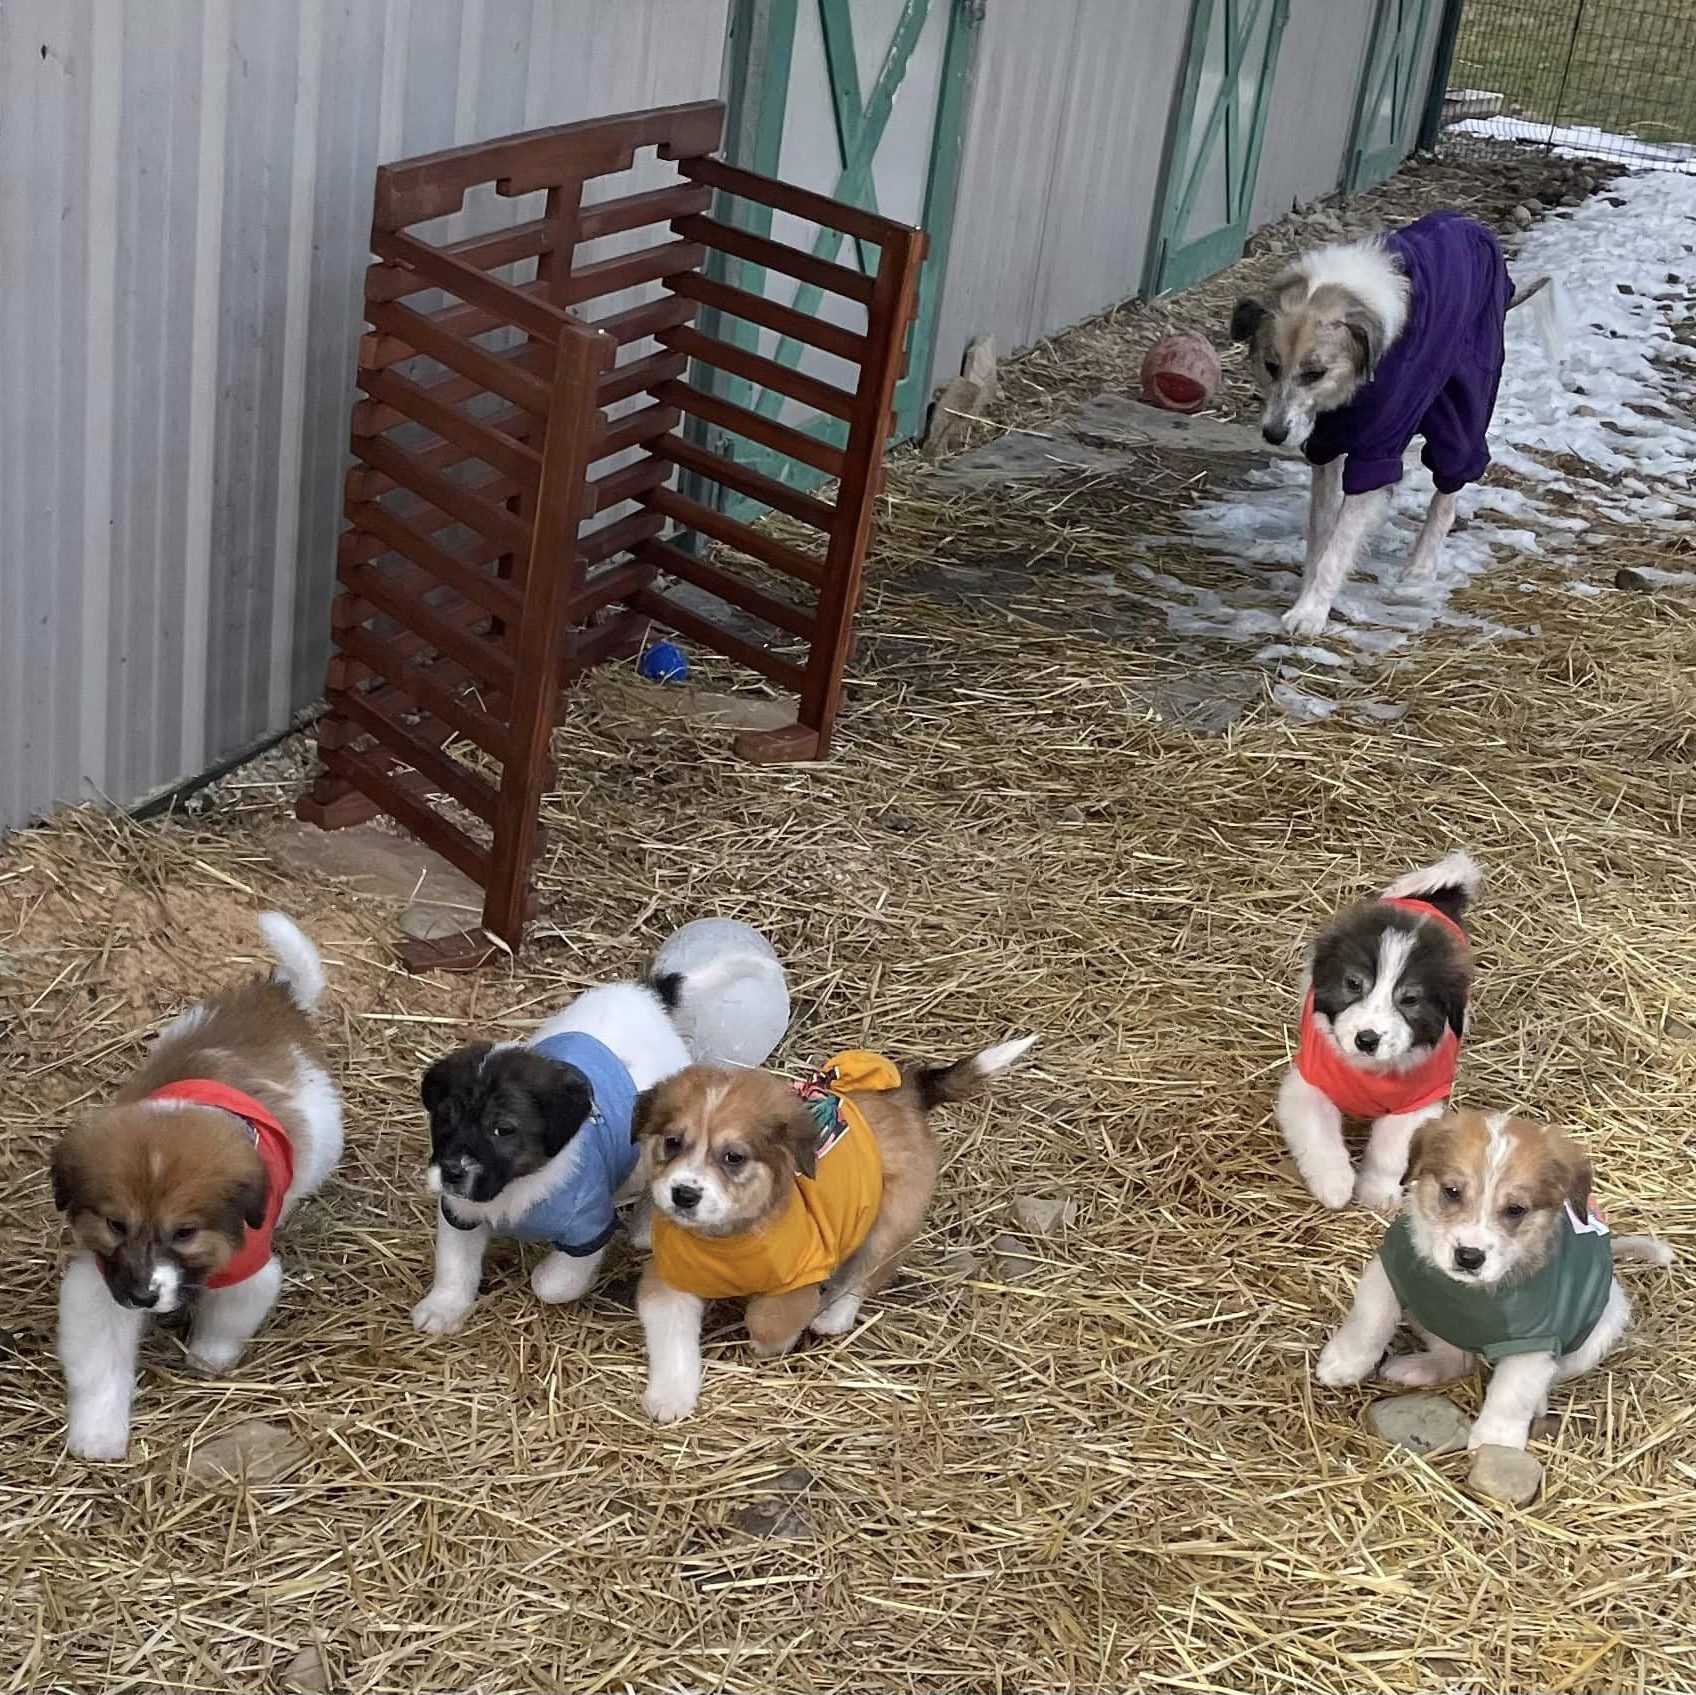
[
  {"left": 1453, "top": 1245, "right": 1487, "bottom": 1273},
  {"left": 438, "top": 1158, "right": 466, "bottom": 1185},
  {"left": 116, "top": 1284, "right": 158, "bottom": 1310},
  {"left": 1354, "top": 1029, "right": 1381, "bottom": 1054},
  {"left": 1262, "top": 421, "right": 1289, "bottom": 446},
  {"left": 670, "top": 1182, "right": 702, "bottom": 1213}
]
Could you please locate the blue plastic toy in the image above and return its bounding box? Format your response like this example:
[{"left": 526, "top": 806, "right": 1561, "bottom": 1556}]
[{"left": 638, "top": 640, "right": 690, "bottom": 684}]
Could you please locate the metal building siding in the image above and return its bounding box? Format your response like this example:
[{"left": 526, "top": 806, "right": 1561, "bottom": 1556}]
[
  {"left": 929, "top": 0, "right": 1192, "bottom": 389},
  {"left": 1250, "top": 0, "right": 1378, "bottom": 229},
  {"left": 0, "top": 0, "right": 729, "bottom": 833}
]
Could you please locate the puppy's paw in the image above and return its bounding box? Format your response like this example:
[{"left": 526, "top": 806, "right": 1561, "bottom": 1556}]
[
  {"left": 1306, "top": 1166, "right": 1356, "bottom": 1210},
  {"left": 1467, "top": 1417, "right": 1528, "bottom": 1453},
  {"left": 411, "top": 1291, "right": 472, "bottom": 1335},
  {"left": 185, "top": 1338, "right": 245, "bottom": 1377},
  {"left": 67, "top": 1415, "right": 131, "bottom": 1463},
  {"left": 1381, "top": 1351, "right": 1451, "bottom": 1387},
  {"left": 1353, "top": 1172, "right": 1404, "bottom": 1215},
  {"left": 626, "top": 1215, "right": 652, "bottom": 1251},
  {"left": 1315, "top": 1334, "right": 1377, "bottom": 1388},
  {"left": 809, "top": 1293, "right": 862, "bottom": 1337},
  {"left": 643, "top": 1379, "right": 700, "bottom": 1424},
  {"left": 1282, "top": 598, "right": 1332, "bottom": 639},
  {"left": 530, "top": 1253, "right": 595, "bottom": 1306}
]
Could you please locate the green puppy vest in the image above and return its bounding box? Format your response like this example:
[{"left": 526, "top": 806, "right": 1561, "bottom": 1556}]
[{"left": 1379, "top": 1207, "right": 1615, "bottom": 1361}]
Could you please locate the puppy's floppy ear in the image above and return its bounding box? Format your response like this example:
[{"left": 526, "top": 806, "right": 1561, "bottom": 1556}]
[
  {"left": 226, "top": 1169, "right": 270, "bottom": 1234},
  {"left": 421, "top": 1043, "right": 490, "bottom": 1113},
  {"left": 779, "top": 1099, "right": 819, "bottom": 1180},
  {"left": 49, "top": 1137, "right": 79, "bottom": 1214},
  {"left": 1405, "top": 1114, "right": 1453, "bottom": 1185},
  {"left": 630, "top": 1087, "right": 658, "bottom": 1146},
  {"left": 1230, "top": 296, "right": 1269, "bottom": 343},
  {"left": 1433, "top": 971, "right": 1469, "bottom": 1042},
  {"left": 527, "top": 1062, "right": 594, "bottom": 1159},
  {"left": 1539, "top": 1128, "right": 1593, "bottom": 1216},
  {"left": 1343, "top": 303, "right": 1387, "bottom": 377}
]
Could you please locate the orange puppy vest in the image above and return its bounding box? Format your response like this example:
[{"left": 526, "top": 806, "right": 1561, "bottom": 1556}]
[
  {"left": 1295, "top": 897, "right": 1466, "bottom": 1120},
  {"left": 145, "top": 1080, "right": 293, "bottom": 1289},
  {"left": 650, "top": 1051, "right": 892, "bottom": 1300}
]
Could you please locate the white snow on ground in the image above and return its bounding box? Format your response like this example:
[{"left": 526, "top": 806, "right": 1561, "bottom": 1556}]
[
  {"left": 1139, "top": 169, "right": 1696, "bottom": 698},
  {"left": 1454, "top": 116, "right": 1696, "bottom": 175}
]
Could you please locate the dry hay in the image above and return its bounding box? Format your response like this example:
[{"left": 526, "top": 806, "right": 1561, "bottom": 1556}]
[{"left": 2, "top": 159, "right": 1696, "bottom": 1693}]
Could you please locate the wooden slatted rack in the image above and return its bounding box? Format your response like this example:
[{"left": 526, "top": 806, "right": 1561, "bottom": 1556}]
[{"left": 296, "top": 101, "right": 926, "bottom": 970}]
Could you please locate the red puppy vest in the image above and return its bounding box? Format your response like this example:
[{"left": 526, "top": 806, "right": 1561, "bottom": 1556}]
[
  {"left": 1295, "top": 898, "right": 1467, "bottom": 1120},
  {"left": 145, "top": 1080, "right": 294, "bottom": 1288}
]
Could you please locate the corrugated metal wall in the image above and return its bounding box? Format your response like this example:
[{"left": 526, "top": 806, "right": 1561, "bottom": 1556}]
[
  {"left": 0, "top": 0, "right": 729, "bottom": 832},
  {"left": 929, "top": 0, "right": 1194, "bottom": 377}
]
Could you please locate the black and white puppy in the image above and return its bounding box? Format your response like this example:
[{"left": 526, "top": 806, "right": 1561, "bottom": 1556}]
[
  {"left": 1276, "top": 852, "right": 1480, "bottom": 1212},
  {"left": 411, "top": 934, "right": 787, "bottom": 1334}
]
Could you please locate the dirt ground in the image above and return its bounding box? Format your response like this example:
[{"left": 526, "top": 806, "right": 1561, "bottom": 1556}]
[{"left": 3, "top": 145, "right": 1695, "bottom": 1693}]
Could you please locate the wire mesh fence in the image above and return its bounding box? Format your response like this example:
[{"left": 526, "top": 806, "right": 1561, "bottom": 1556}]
[{"left": 1439, "top": 0, "right": 1696, "bottom": 167}]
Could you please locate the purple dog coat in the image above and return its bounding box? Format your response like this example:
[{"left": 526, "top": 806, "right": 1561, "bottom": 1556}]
[{"left": 1304, "top": 211, "right": 1515, "bottom": 497}]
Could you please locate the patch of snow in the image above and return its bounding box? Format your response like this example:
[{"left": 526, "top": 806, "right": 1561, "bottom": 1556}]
[
  {"left": 1453, "top": 116, "right": 1696, "bottom": 173},
  {"left": 1136, "top": 170, "right": 1696, "bottom": 717}
]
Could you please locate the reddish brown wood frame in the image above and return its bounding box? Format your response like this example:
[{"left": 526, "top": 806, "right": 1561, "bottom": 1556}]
[{"left": 296, "top": 101, "right": 926, "bottom": 971}]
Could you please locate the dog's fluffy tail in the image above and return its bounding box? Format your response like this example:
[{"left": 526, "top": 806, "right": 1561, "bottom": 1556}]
[
  {"left": 913, "top": 1034, "right": 1036, "bottom": 1110},
  {"left": 1615, "top": 1233, "right": 1676, "bottom": 1268},
  {"left": 258, "top": 911, "right": 327, "bottom": 1013},
  {"left": 1507, "top": 274, "right": 1550, "bottom": 310},
  {"left": 1383, "top": 851, "right": 1483, "bottom": 928}
]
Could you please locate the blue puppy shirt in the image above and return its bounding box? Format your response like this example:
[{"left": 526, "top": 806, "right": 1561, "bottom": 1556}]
[{"left": 442, "top": 1031, "right": 640, "bottom": 1256}]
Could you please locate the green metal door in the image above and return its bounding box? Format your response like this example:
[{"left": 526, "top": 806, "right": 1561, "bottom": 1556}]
[
  {"left": 694, "top": 0, "right": 979, "bottom": 514},
  {"left": 1146, "top": 0, "right": 1290, "bottom": 296},
  {"left": 1343, "top": 0, "right": 1439, "bottom": 193}
]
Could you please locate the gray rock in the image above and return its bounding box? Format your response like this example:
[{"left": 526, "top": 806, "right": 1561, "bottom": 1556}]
[
  {"left": 935, "top": 1248, "right": 983, "bottom": 1280},
  {"left": 186, "top": 1419, "right": 308, "bottom": 1484},
  {"left": 1468, "top": 1443, "right": 1544, "bottom": 1507},
  {"left": 1366, "top": 1394, "right": 1471, "bottom": 1455},
  {"left": 731, "top": 1496, "right": 815, "bottom": 1540},
  {"left": 281, "top": 1641, "right": 333, "bottom": 1693},
  {"left": 1511, "top": 204, "right": 1534, "bottom": 230},
  {"left": 1010, "top": 1195, "right": 1077, "bottom": 1237},
  {"left": 398, "top": 901, "right": 477, "bottom": 942},
  {"left": 989, "top": 1232, "right": 1043, "bottom": 1283}
]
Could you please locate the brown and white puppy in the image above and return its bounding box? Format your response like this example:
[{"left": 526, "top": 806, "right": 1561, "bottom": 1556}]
[
  {"left": 1231, "top": 231, "right": 1549, "bottom": 637},
  {"left": 633, "top": 1035, "right": 1034, "bottom": 1423},
  {"left": 1317, "top": 1109, "right": 1672, "bottom": 1451},
  {"left": 50, "top": 913, "right": 343, "bottom": 1460}
]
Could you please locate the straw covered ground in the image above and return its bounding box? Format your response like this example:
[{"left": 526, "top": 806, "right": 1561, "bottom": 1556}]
[{"left": 3, "top": 150, "right": 1696, "bottom": 1693}]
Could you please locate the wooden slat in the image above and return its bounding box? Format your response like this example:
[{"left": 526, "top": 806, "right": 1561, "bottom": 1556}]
[
  {"left": 590, "top": 293, "right": 697, "bottom": 347},
  {"left": 680, "top": 155, "right": 906, "bottom": 249},
  {"left": 658, "top": 323, "right": 854, "bottom": 420},
  {"left": 599, "top": 348, "right": 688, "bottom": 407},
  {"left": 339, "top": 560, "right": 516, "bottom": 693},
  {"left": 639, "top": 483, "right": 823, "bottom": 588},
  {"left": 362, "top": 286, "right": 559, "bottom": 367},
  {"left": 331, "top": 559, "right": 497, "bottom": 666},
  {"left": 665, "top": 270, "right": 866, "bottom": 365},
  {"left": 577, "top": 181, "right": 712, "bottom": 242},
  {"left": 328, "top": 684, "right": 502, "bottom": 825},
  {"left": 366, "top": 299, "right": 552, "bottom": 414},
  {"left": 561, "top": 239, "right": 705, "bottom": 306},
  {"left": 580, "top": 508, "right": 665, "bottom": 568},
  {"left": 593, "top": 402, "right": 679, "bottom": 462},
  {"left": 373, "top": 229, "right": 572, "bottom": 340},
  {"left": 357, "top": 346, "right": 549, "bottom": 435},
  {"left": 636, "top": 535, "right": 812, "bottom": 639},
  {"left": 353, "top": 434, "right": 533, "bottom": 557},
  {"left": 339, "top": 467, "right": 514, "bottom": 566},
  {"left": 367, "top": 217, "right": 550, "bottom": 304},
  {"left": 334, "top": 620, "right": 510, "bottom": 762},
  {"left": 588, "top": 455, "right": 672, "bottom": 516},
  {"left": 652, "top": 434, "right": 834, "bottom": 531},
  {"left": 570, "top": 608, "right": 650, "bottom": 669},
  {"left": 567, "top": 559, "right": 655, "bottom": 622},
  {"left": 634, "top": 586, "right": 804, "bottom": 693},
  {"left": 321, "top": 744, "right": 491, "bottom": 887},
  {"left": 652, "top": 379, "right": 844, "bottom": 478},
  {"left": 354, "top": 368, "right": 541, "bottom": 486},
  {"left": 673, "top": 214, "right": 875, "bottom": 305},
  {"left": 345, "top": 499, "right": 523, "bottom": 624}
]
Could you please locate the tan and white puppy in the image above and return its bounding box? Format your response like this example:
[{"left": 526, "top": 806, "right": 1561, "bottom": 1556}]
[
  {"left": 633, "top": 1037, "right": 1034, "bottom": 1423},
  {"left": 1317, "top": 1109, "right": 1672, "bottom": 1451},
  {"left": 50, "top": 914, "right": 343, "bottom": 1460}
]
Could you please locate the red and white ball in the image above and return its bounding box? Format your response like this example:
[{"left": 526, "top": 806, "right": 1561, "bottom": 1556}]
[{"left": 1141, "top": 332, "right": 1222, "bottom": 415}]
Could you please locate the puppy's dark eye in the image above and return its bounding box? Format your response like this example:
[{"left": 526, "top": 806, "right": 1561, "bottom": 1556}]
[
  {"left": 491, "top": 1119, "right": 518, "bottom": 1138},
  {"left": 1395, "top": 988, "right": 1424, "bottom": 1009},
  {"left": 105, "top": 1217, "right": 128, "bottom": 1238},
  {"left": 720, "top": 1149, "right": 747, "bottom": 1171},
  {"left": 1502, "top": 1202, "right": 1528, "bottom": 1221},
  {"left": 1264, "top": 360, "right": 1282, "bottom": 379},
  {"left": 661, "top": 1135, "right": 684, "bottom": 1160},
  {"left": 1298, "top": 368, "right": 1324, "bottom": 386},
  {"left": 172, "top": 1225, "right": 198, "bottom": 1246},
  {"left": 1441, "top": 1184, "right": 1462, "bottom": 1203},
  {"left": 1343, "top": 973, "right": 1368, "bottom": 997}
]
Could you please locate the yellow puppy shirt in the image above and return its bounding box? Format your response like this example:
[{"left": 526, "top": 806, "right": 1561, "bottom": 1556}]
[{"left": 650, "top": 1051, "right": 894, "bottom": 1300}]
